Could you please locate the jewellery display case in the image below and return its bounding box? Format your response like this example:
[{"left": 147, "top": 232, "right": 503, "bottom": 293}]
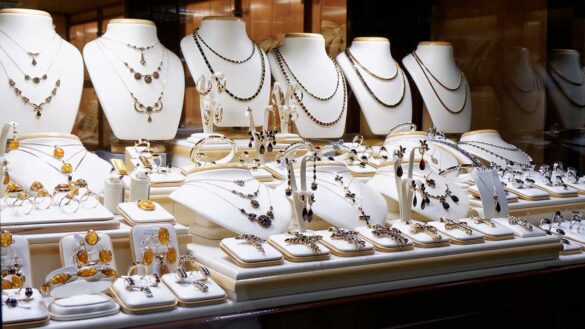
[{"left": 1, "top": 0, "right": 584, "bottom": 328}]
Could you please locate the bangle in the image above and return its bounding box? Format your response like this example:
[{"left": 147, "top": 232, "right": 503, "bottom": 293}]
[{"left": 189, "top": 136, "right": 237, "bottom": 166}]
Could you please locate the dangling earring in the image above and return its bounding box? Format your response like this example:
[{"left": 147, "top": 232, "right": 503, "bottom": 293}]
[
  {"left": 213, "top": 105, "right": 223, "bottom": 125},
  {"left": 3, "top": 162, "right": 10, "bottom": 185},
  {"left": 141, "top": 234, "right": 154, "bottom": 266},
  {"left": 7, "top": 124, "right": 19, "bottom": 151},
  {"left": 285, "top": 159, "right": 292, "bottom": 197},
  {"left": 311, "top": 152, "right": 318, "bottom": 191},
  {"left": 411, "top": 181, "right": 418, "bottom": 208},
  {"left": 418, "top": 140, "right": 429, "bottom": 170}
]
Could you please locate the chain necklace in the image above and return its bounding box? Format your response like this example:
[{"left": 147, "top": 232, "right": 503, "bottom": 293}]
[
  {"left": 192, "top": 180, "right": 263, "bottom": 209},
  {"left": 344, "top": 48, "right": 406, "bottom": 108},
  {"left": 316, "top": 172, "right": 371, "bottom": 225},
  {"left": 100, "top": 37, "right": 159, "bottom": 65},
  {"left": 0, "top": 56, "right": 62, "bottom": 119},
  {"left": 185, "top": 182, "right": 275, "bottom": 228},
  {"left": 411, "top": 51, "right": 468, "bottom": 114},
  {"left": 98, "top": 38, "right": 164, "bottom": 84},
  {"left": 458, "top": 141, "right": 532, "bottom": 165},
  {"left": 192, "top": 29, "right": 266, "bottom": 102},
  {"left": 17, "top": 143, "right": 83, "bottom": 160},
  {"left": 459, "top": 140, "right": 520, "bottom": 152},
  {"left": 0, "top": 37, "right": 63, "bottom": 84},
  {"left": 427, "top": 138, "right": 485, "bottom": 169},
  {"left": 546, "top": 64, "right": 585, "bottom": 107},
  {"left": 194, "top": 29, "right": 255, "bottom": 64},
  {"left": 504, "top": 70, "right": 543, "bottom": 113},
  {"left": 0, "top": 29, "right": 58, "bottom": 66},
  {"left": 272, "top": 48, "right": 347, "bottom": 127},
  {"left": 13, "top": 147, "right": 88, "bottom": 176},
  {"left": 96, "top": 40, "right": 167, "bottom": 122}
]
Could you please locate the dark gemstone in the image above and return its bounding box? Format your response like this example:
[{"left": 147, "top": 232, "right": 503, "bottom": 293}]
[
  {"left": 248, "top": 142, "right": 253, "bottom": 148},
  {"left": 152, "top": 71, "right": 160, "bottom": 79},
  {"left": 397, "top": 165, "right": 403, "bottom": 177},
  {"left": 267, "top": 143, "right": 273, "bottom": 152},
  {"left": 307, "top": 208, "right": 313, "bottom": 222},
  {"left": 285, "top": 188, "right": 292, "bottom": 196},
  {"left": 36, "top": 111, "right": 41, "bottom": 118},
  {"left": 33, "top": 77, "right": 40, "bottom": 84},
  {"left": 248, "top": 213, "right": 257, "bottom": 221},
  {"left": 257, "top": 215, "right": 272, "bottom": 227},
  {"left": 442, "top": 201, "right": 450, "bottom": 210},
  {"left": 267, "top": 210, "right": 274, "bottom": 219},
  {"left": 134, "top": 72, "right": 142, "bottom": 80},
  {"left": 421, "top": 201, "right": 426, "bottom": 210},
  {"left": 495, "top": 201, "right": 501, "bottom": 212},
  {"left": 25, "top": 287, "right": 33, "bottom": 298},
  {"left": 413, "top": 195, "right": 417, "bottom": 207},
  {"left": 7, "top": 298, "right": 17, "bottom": 307},
  {"left": 259, "top": 144, "right": 265, "bottom": 154},
  {"left": 419, "top": 159, "right": 426, "bottom": 170},
  {"left": 145, "top": 75, "right": 153, "bottom": 84},
  {"left": 427, "top": 179, "right": 436, "bottom": 188},
  {"left": 311, "top": 182, "right": 318, "bottom": 191},
  {"left": 302, "top": 207, "right": 309, "bottom": 221},
  {"left": 251, "top": 200, "right": 260, "bottom": 209},
  {"left": 148, "top": 116, "right": 152, "bottom": 122},
  {"left": 450, "top": 195, "right": 459, "bottom": 203}
]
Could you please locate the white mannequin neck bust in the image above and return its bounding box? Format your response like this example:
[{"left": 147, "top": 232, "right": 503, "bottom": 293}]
[
  {"left": 348, "top": 37, "right": 396, "bottom": 74},
  {"left": 414, "top": 41, "right": 460, "bottom": 86},
  {"left": 279, "top": 33, "right": 328, "bottom": 58},
  {"left": 102, "top": 19, "right": 159, "bottom": 45},
  {"left": 507, "top": 47, "right": 536, "bottom": 88},
  {"left": 198, "top": 16, "right": 250, "bottom": 50},
  {"left": 0, "top": 9, "right": 54, "bottom": 46}
]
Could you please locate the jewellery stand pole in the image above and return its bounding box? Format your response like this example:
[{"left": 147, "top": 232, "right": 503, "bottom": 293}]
[
  {"left": 400, "top": 146, "right": 422, "bottom": 223},
  {"left": 287, "top": 155, "right": 312, "bottom": 232},
  {"left": 103, "top": 174, "right": 125, "bottom": 215}
]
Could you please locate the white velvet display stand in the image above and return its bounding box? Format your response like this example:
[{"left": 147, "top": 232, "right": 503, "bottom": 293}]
[
  {"left": 1, "top": 234, "right": 50, "bottom": 328},
  {"left": 0, "top": 9, "right": 83, "bottom": 134},
  {"left": 427, "top": 220, "right": 485, "bottom": 245},
  {"left": 129, "top": 224, "right": 179, "bottom": 275},
  {"left": 539, "top": 49, "right": 585, "bottom": 129},
  {"left": 268, "top": 33, "right": 347, "bottom": 138},
  {"left": 170, "top": 167, "right": 292, "bottom": 240},
  {"left": 84, "top": 19, "right": 184, "bottom": 140},
  {"left": 354, "top": 225, "right": 414, "bottom": 252},
  {"left": 336, "top": 37, "right": 412, "bottom": 135},
  {"left": 458, "top": 130, "right": 532, "bottom": 166},
  {"left": 402, "top": 42, "right": 471, "bottom": 133},
  {"left": 316, "top": 229, "right": 375, "bottom": 257},
  {"left": 181, "top": 16, "right": 270, "bottom": 127}
]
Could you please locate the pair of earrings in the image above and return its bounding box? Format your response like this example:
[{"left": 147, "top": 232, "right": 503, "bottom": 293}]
[
  {"left": 141, "top": 227, "right": 177, "bottom": 276},
  {"left": 74, "top": 230, "right": 112, "bottom": 267}
]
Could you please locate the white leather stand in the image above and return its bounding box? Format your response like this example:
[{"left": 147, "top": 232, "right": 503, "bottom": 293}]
[
  {"left": 2, "top": 288, "right": 49, "bottom": 326},
  {"left": 118, "top": 201, "right": 174, "bottom": 225},
  {"left": 84, "top": 19, "right": 184, "bottom": 140},
  {"left": 336, "top": 37, "right": 412, "bottom": 135},
  {"left": 462, "top": 218, "right": 515, "bottom": 240},
  {"left": 219, "top": 237, "right": 283, "bottom": 267},
  {"left": 162, "top": 272, "right": 226, "bottom": 307},
  {"left": 130, "top": 224, "right": 180, "bottom": 275},
  {"left": 129, "top": 169, "right": 150, "bottom": 201},
  {"left": 103, "top": 176, "right": 125, "bottom": 215},
  {"left": 533, "top": 180, "right": 578, "bottom": 198},
  {"left": 0, "top": 203, "right": 114, "bottom": 226},
  {"left": 49, "top": 293, "right": 119, "bottom": 321},
  {"left": 316, "top": 229, "right": 375, "bottom": 257},
  {"left": 0, "top": 9, "right": 83, "bottom": 134},
  {"left": 504, "top": 184, "right": 549, "bottom": 201},
  {"left": 1, "top": 234, "right": 33, "bottom": 285},
  {"left": 110, "top": 277, "right": 177, "bottom": 314},
  {"left": 45, "top": 265, "right": 114, "bottom": 299},
  {"left": 402, "top": 42, "right": 471, "bottom": 133},
  {"left": 59, "top": 231, "right": 117, "bottom": 269},
  {"left": 268, "top": 232, "right": 330, "bottom": 262}
]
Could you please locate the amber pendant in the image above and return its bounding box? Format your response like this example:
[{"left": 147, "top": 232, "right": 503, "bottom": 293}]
[
  {"left": 166, "top": 246, "right": 177, "bottom": 264},
  {"left": 143, "top": 247, "right": 154, "bottom": 265},
  {"left": 159, "top": 263, "right": 169, "bottom": 276},
  {"left": 3, "top": 171, "right": 9, "bottom": 185},
  {"left": 53, "top": 146, "right": 65, "bottom": 159},
  {"left": 1, "top": 230, "right": 13, "bottom": 247},
  {"left": 8, "top": 139, "right": 19, "bottom": 151},
  {"left": 99, "top": 249, "right": 112, "bottom": 264},
  {"left": 61, "top": 162, "right": 73, "bottom": 174},
  {"left": 76, "top": 249, "right": 89, "bottom": 266},
  {"left": 85, "top": 230, "right": 100, "bottom": 245},
  {"left": 158, "top": 227, "right": 170, "bottom": 245}
]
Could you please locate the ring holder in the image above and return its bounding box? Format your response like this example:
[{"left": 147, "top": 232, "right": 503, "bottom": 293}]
[
  {"left": 1, "top": 230, "right": 50, "bottom": 328},
  {"left": 124, "top": 139, "right": 185, "bottom": 188},
  {"left": 538, "top": 216, "right": 583, "bottom": 256},
  {"left": 219, "top": 234, "right": 284, "bottom": 267},
  {"left": 117, "top": 201, "right": 175, "bottom": 226},
  {"left": 316, "top": 227, "right": 375, "bottom": 257},
  {"left": 130, "top": 224, "right": 179, "bottom": 276},
  {"left": 161, "top": 256, "right": 226, "bottom": 307}
]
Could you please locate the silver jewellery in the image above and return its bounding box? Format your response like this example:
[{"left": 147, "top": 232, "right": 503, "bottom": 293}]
[
  {"left": 100, "top": 37, "right": 160, "bottom": 66},
  {"left": 369, "top": 224, "right": 409, "bottom": 245},
  {"left": 507, "top": 215, "right": 533, "bottom": 231},
  {"left": 285, "top": 231, "right": 323, "bottom": 254},
  {"left": 235, "top": 234, "right": 266, "bottom": 254},
  {"left": 458, "top": 140, "right": 533, "bottom": 165},
  {"left": 175, "top": 256, "right": 211, "bottom": 292},
  {"left": 0, "top": 28, "right": 58, "bottom": 66},
  {"left": 328, "top": 227, "right": 366, "bottom": 248},
  {"left": 440, "top": 217, "right": 472, "bottom": 235},
  {"left": 123, "top": 263, "right": 160, "bottom": 298},
  {"left": 0, "top": 37, "right": 63, "bottom": 84}
]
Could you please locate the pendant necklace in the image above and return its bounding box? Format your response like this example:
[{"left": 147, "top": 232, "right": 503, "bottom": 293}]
[
  {"left": 98, "top": 40, "right": 164, "bottom": 84},
  {"left": 191, "top": 180, "right": 263, "bottom": 209},
  {"left": 0, "top": 37, "right": 63, "bottom": 84},
  {"left": 344, "top": 48, "right": 406, "bottom": 108},
  {"left": 17, "top": 142, "right": 83, "bottom": 160},
  {"left": 477, "top": 173, "right": 502, "bottom": 213},
  {"left": 192, "top": 28, "right": 266, "bottom": 102},
  {"left": 315, "top": 172, "right": 371, "bottom": 225},
  {"left": 13, "top": 147, "right": 88, "bottom": 175},
  {"left": 0, "top": 29, "right": 58, "bottom": 66},
  {"left": 96, "top": 39, "right": 168, "bottom": 122},
  {"left": 272, "top": 48, "right": 347, "bottom": 127},
  {"left": 100, "top": 37, "right": 159, "bottom": 65},
  {"left": 411, "top": 51, "right": 468, "bottom": 114}
]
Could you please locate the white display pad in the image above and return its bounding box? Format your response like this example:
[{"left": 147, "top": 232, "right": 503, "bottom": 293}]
[
  {"left": 468, "top": 185, "right": 518, "bottom": 203},
  {"left": 493, "top": 217, "right": 547, "bottom": 238},
  {"left": 0, "top": 9, "right": 83, "bottom": 134},
  {"left": 4, "top": 135, "right": 112, "bottom": 195},
  {"left": 84, "top": 19, "right": 184, "bottom": 140},
  {"left": 268, "top": 233, "right": 330, "bottom": 258},
  {"left": 532, "top": 179, "right": 579, "bottom": 198},
  {"left": 49, "top": 293, "right": 119, "bottom": 321},
  {"left": 59, "top": 231, "right": 117, "bottom": 269},
  {"left": 462, "top": 218, "right": 515, "bottom": 239},
  {"left": 130, "top": 224, "right": 180, "bottom": 275},
  {"left": 162, "top": 272, "right": 226, "bottom": 306},
  {"left": 170, "top": 168, "right": 292, "bottom": 240},
  {"left": 118, "top": 201, "right": 175, "bottom": 224},
  {"left": 402, "top": 42, "right": 471, "bottom": 133},
  {"left": 110, "top": 277, "right": 177, "bottom": 313},
  {"left": 2, "top": 288, "right": 49, "bottom": 325},
  {"left": 220, "top": 237, "right": 283, "bottom": 264},
  {"left": 0, "top": 234, "right": 33, "bottom": 286},
  {"left": 268, "top": 33, "right": 347, "bottom": 138},
  {"left": 504, "top": 184, "right": 549, "bottom": 201},
  {"left": 471, "top": 170, "right": 509, "bottom": 219},
  {"left": 181, "top": 17, "right": 270, "bottom": 127},
  {"left": 45, "top": 265, "right": 114, "bottom": 299},
  {"left": 336, "top": 38, "right": 412, "bottom": 135},
  {"left": 458, "top": 130, "right": 532, "bottom": 166},
  {"left": 0, "top": 203, "right": 114, "bottom": 226}
]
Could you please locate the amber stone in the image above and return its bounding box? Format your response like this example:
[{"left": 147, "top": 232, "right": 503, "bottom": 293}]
[
  {"left": 159, "top": 263, "right": 169, "bottom": 276},
  {"left": 31, "top": 181, "right": 44, "bottom": 191},
  {"left": 53, "top": 147, "right": 65, "bottom": 159},
  {"left": 76, "top": 249, "right": 89, "bottom": 265},
  {"left": 61, "top": 162, "right": 73, "bottom": 174},
  {"left": 3, "top": 172, "right": 9, "bottom": 185},
  {"left": 40, "top": 283, "right": 50, "bottom": 295},
  {"left": 50, "top": 273, "right": 71, "bottom": 285},
  {"left": 85, "top": 230, "right": 99, "bottom": 245},
  {"left": 6, "top": 184, "right": 22, "bottom": 193},
  {"left": 1, "top": 279, "right": 12, "bottom": 289},
  {"left": 142, "top": 247, "right": 154, "bottom": 265},
  {"left": 77, "top": 267, "right": 98, "bottom": 277},
  {"left": 11, "top": 274, "right": 23, "bottom": 288},
  {"left": 1, "top": 230, "right": 13, "bottom": 247},
  {"left": 166, "top": 246, "right": 177, "bottom": 264},
  {"left": 102, "top": 268, "right": 118, "bottom": 279},
  {"left": 7, "top": 139, "right": 19, "bottom": 151},
  {"left": 99, "top": 249, "right": 112, "bottom": 264},
  {"left": 158, "top": 227, "right": 170, "bottom": 245}
]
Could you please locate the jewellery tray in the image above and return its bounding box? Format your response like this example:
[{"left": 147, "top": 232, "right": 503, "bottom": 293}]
[
  {"left": 161, "top": 272, "right": 227, "bottom": 307},
  {"left": 58, "top": 231, "right": 118, "bottom": 269},
  {"left": 49, "top": 293, "right": 120, "bottom": 321},
  {"left": 118, "top": 201, "right": 175, "bottom": 226},
  {"left": 190, "top": 233, "right": 561, "bottom": 301},
  {"left": 219, "top": 237, "right": 284, "bottom": 268},
  {"left": 392, "top": 220, "right": 451, "bottom": 248}
]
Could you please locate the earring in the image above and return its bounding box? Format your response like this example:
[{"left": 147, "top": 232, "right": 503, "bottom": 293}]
[
  {"left": 214, "top": 105, "right": 223, "bottom": 125},
  {"left": 411, "top": 181, "right": 418, "bottom": 208},
  {"left": 394, "top": 146, "right": 406, "bottom": 177},
  {"left": 285, "top": 159, "right": 292, "bottom": 197},
  {"left": 195, "top": 76, "right": 212, "bottom": 96},
  {"left": 3, "top": 162, "right": 10, "bottom": 185},
  {"left": 311, "top": 152, "right": 318, "bottom": 191},
  {"left": 418, "top": 140, "right": 429, "bottom": 170},
  {"left": 7, "top": 124, "right": 19, "bottom": 151},
  {"left": 141, "top": 234, "right": 154, "bottom": 266},
  {"left": 424, "top": 175, "right": 436, "bottom": 188}
]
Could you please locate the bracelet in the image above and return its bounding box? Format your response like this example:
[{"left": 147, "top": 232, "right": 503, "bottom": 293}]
[
  {"left": 40, "top": 264, "right": 117, "bottom": 296},
  {"left": 189, "top": 136, "right": 237, "bottom": 166}
]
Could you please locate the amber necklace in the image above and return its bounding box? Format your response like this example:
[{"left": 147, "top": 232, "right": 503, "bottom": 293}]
[
  {"left": 0, "top": 37, "right": 63, "bottom": 84},
  {"left": 17, "top": 142, "right": 83, "bottom": 160},
  {"left": 0, "top": 29, "right": 58, "bottom": 66},
  {"left": 13, "top": 147, "right": 88, "bottom": 175}
]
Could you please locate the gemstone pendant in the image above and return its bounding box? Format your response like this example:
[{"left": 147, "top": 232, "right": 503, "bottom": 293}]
[
  {"left": 442, "top": 200, "right": 450, "bottom": 210},
  {"left": 302, "top": 207, "right": 309, "bottom": 221},
  {"left": 267, "top": 143, "right": 273, "bottom": 152},
  {"left": 8, "top": 139, "right": 19, "bottom": 151},
  {"left": 143, "top": 247, "right": 154, "bottom": 265},
  {"left": 166, "top": 246, "right": 177, "bottom": 264},
  {"left": 450, "top": 195, "right": 459, "bottom": 203},
  {"left": 159, "top": 263, "right": 169, "bottom": 276},
  {"left": 99, "top": 249, "right": 112, "bottom": 264},
  {"left": 257, "top": 215, "right": 272, "bottom": 227},
  {"left": 419, "top": 159, "right": 426, "bottom": 170},
  {"left": 495, "top": 201, "right": 501, "bottom": 212},
  {"left": 311, "top": 182, "right": 318, "bottom": 191},
  {"left": 53, "top": 147, "right": 65, "bottom": 159},
  {"left": 251, "top": 200, "right": 260, "bottom": 209},
  {"left": 413, "top": 195, "right": 417, "bottom": 207},
  {"left": 259, "top": 144, "right": 265, "bottom": 154},
  {"left": 158, "top": 227, "right": 170, "bottom": 245},
  {"left": 76, "top": 249, "right": 89, "bottom": 266},
  {"left": 85, "top": 230, "right": 100, "bottom": 245},
  {"left": 396, "top": 165, "right": 403, "bottom": 177},
  {"left": 421, "top": 200, "right": 426, "bottom": 210},
  {"left": 307, "top": 208, "right": 313, "bottom": 221}
]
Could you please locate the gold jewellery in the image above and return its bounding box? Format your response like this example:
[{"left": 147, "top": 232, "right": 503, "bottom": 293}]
[
  {"left": 235, "top": 234, "right": 266, "bottom": 255},
  {"left": 507, "top": 215, "right": 533, "bottom": 231},
  {"left": 137, "top": 199, "right": 156, "bottom": 211},
  {"left": 73, "top": 230, "right": 113, "bottom": 268},
  {"left": 175, "top": 255, "right": 211, "bottom": 292},
  {"left": 440, "top": 217, "right": 473, "bottom": 235},
  {"left": 140, "top": 227, "right": 176, "bottom": 276}
]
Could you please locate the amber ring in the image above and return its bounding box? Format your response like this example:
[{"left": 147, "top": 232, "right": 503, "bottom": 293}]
[
  {"left": 8, "top": 193, "right": 33, "bottom": 216},
  {"left": 58, "top": 194, "right": 80, "bottom": 214},
  {"left": 29, "top": 181, "right": 51, "bottom": 210},
  {"left": 1, "top": 264, "right": 26, "bottom": 294},
  {"left": 137, "top": 199, "right": 156, "bottom": 211}
]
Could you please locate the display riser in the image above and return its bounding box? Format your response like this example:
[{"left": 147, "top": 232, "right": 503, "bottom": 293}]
[{"left": 189, "top": 235, "right": 561, "bottom": 301}]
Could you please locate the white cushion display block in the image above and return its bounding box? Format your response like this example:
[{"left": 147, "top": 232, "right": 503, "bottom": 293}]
[
  {"left": 268, "top": 233, "right": 330, "bottom": 262},
  {"left": 559, "top": 239, "right": 582, "bottom": 255},
  {"left": 2, "top": 288, "right": 49, "bottom": 328},
  {"left": 354, "top": 226, "right": 414, "bottom": 252},
  {"left": 533, "top": 181, "right": 578, "bottom": 198},
  {"left": 118, "top": 201, "right": 175, "bottom": 225},
  {"left": 162, "top": 273, "right": 227, "bottom": 307},
  {"left": 49, "top": 293, "right": 119, "bottom": 321},
  {"left": 493, "top": 218, "right": 547, "bottom": 238},
  {"left": 427, "top": 221, "right": 485, "bottom": 245},
  {"left": 316, "top": 229, "right": 375, "bottom": 257},
  {"left": 110, "top": 277, "right": 177, "bottom": 314},
  {"left": 220, "top": 237, "right": 284, "bottom": 267},
  {"left": 505, "top": 185, "right": 550, "bottom": 201}
]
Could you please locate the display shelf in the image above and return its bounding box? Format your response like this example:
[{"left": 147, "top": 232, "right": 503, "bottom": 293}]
[{"left": 469, "top": 196, "right": 585, "bottom": 221}]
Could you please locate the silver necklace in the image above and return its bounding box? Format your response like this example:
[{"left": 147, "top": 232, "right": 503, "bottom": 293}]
[{"left": 0, "top": 29, "right": 58, "bottom": 66}]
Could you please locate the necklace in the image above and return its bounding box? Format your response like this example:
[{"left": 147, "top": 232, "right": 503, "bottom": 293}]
[
  {"left": 458, "top": 141, "right": 532, "bottom": 165},
  {"left": 477, "top": 173, "right": 502, "bottom": 213},
  {"left": 99, "top": 39, "right": 164, "bottom": 84},
  {"left": 0, "top": 37, "right": 63, "bottom": 84},
  {"left": 272, "top": 48, "right": 347, "bottom": 127},
  {"left": 316, "top": 172, "right": 371, "bottom": 225},
  {"left": 0, "top": 29, "right": 58, "bottom": 66},
  {"left": 504, "top": 70, "right": 543, "bottom": 113},
  {"left": 546, "top": 64, "right": 585, "bottom": 107},
  {"left": 194, "top": 29, "right": 255, "bottom": 64},
  {"left": 411, "top": 51, "right": 468, "bottom": 114},
  {"left": 96, "top": 40, "right": 167, "bottom": 122},
  {"left": 101, "top": 37, "right": 160, "bottom": 65},
  {"left": 17, "top": 143, "right": 82, "bottom": 160},
  {"left": 344, "top": 48, "right": 406, "bottom": 108},
  {"left": 13, "top": 147, "right": 88, "bottom": 175},
  {"left": 429, "top": 139, "right": 485, "bottom": 169},
  {"left": 192, "top": 29, "right": 266, "bottom": 102},
  {"left": 185, "top": 183, "right": 274, "bottom": 228},
  {"left": 0, "top": 57, "right": 62, "bottom": 119},
  {"left": 192, "top": 181, "right": 262, "bottom": 209}
]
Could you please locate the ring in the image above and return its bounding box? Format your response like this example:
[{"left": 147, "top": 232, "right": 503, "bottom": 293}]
[
  {"left": 175, "top": 256, "right": 210, "bottom": 292},
  {"left": 9, "top": 192, "right": 33, "bottom": 216},
  {"left": 28, "top": 181, "right": 51, "bottom": 210},
  {"left": 1, "top": 264, "right": 25, "bottom": 293},
  {"left": 59, "top": 194, "right": 80, "bottom": 214},
  {"left": 134, "top": 139, "right": 151, "bottom": 155},
  {"left": 137, "top": 199, "right": 156, "bottom": 211}
]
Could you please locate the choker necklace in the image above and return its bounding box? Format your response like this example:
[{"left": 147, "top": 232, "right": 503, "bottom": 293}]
[
  {"left": 101, "top": 37, "right": 160, "bottom": 65},
  {"left": 344, "top": 48, "right": 406, "bottom": 108},
  {"left": 546, "top": 64, "right": 585, "bottom": 107},
  {"left": 411, "top": 51, "right": 468, "bottom": 114},
  {"left": 13, "top": 147, "right": 88, "bottom": 175},
  {"left": 272, "top": 48, "right": 347, "bottom": 127},
  {"left": 195, "top": 29, "right": 255, "bottom": 64},
  {"left": 96, "top": 40, "right": 167, "bottom": 122},
  {"left": 0, "top": 37, "right": 63, "bottom": 84},
  {"left": 0, "top": 29, "right": 58, "bottom": 66},
  {"left": 192, "top": 29, "right": 266, "bottom": 102}
]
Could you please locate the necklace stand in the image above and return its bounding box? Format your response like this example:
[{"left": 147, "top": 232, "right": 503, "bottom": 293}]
[
  {"left": 181, "top": 16, "right": 270, "bottom": 127},
  {"left": 0, "top": 9, "right": 83, "bottom": 134},
  {"left": 459, "top": 130, "right": 532, "bottom": 166},
  {"left": 402, "top": 42, "right": 471, "bottom": 133},
  {"left": 84, "top": 19, "right": 184, "bottom": 140},
  {"left": 268, "top": 33, "right": 347, "bottom": 138},
  {"left": 336, "top": 37, "right": 412, "bottom": 135}
]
